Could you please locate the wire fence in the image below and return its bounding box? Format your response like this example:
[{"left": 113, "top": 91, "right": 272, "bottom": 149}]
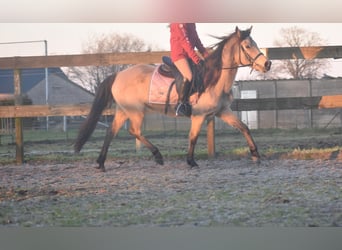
[{"left": 1, "top": 108, "right": 341, "bottom": 147}]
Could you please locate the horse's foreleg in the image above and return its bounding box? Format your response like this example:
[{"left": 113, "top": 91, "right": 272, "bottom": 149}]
[
  {"left": 218, "top": 111, "right": 260, "bottom": 163},
  {"left": 187, "top": 116, "right": 206, "bottom": 167},
  {"left": 97, "top": 111, "right": 127, "bottom": 172},
  {"left": 128, "top": 114, "right": 164, "bottom": 165}
]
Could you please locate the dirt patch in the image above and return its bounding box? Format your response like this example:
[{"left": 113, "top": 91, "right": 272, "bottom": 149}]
[{"left": 1, "top": 156, "right": 341, "bottom": 227}]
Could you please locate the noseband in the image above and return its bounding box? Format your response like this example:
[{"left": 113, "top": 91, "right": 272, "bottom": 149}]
[{"left": 222, "top": 40, "right": 264, "bottom": 70}]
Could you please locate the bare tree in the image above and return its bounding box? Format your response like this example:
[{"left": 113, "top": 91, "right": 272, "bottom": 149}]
[
  {"left": 269, "top": 26, "right": 330, "bottom": 79},
  {"left": 65, "top": 33, "right": 152, "bottom": 93}
]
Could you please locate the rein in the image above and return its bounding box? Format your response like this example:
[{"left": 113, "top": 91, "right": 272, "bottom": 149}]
[{"left": 222, "top": 64, "right": 251, "bottom": 70}]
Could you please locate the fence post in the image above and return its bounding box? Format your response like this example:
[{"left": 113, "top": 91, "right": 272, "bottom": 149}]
[
  {"left": 274, "top": 80, "right": 278, "bottom": 128},
  {"left": 308, "top": 79, "right": 313, "bottom": 128},
  {"left": 207, "top": 117, "right": 215, "bottom": 158},
  {"left": 135, "top": 138, "right": 141, "bottom": 152},
  {"left": 14, "top": 69, "right": 24, "bottom": 164}
]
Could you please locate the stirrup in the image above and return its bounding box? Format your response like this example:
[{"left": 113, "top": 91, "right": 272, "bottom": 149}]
[
  {"left": 175, "top": 103, "right": 192, "bottom": 117},
  {"left": 175, "top": 103, "right": 183, "bottom": 116}
]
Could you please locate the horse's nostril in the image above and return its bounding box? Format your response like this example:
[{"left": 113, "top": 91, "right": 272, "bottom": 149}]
[{"left": 265, "top": 60, "right": 272, "bottom": 71}]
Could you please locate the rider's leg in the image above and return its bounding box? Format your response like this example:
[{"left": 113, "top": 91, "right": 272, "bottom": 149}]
[{"left": 174, "top": 58, "right": 193, "bottom": 117}]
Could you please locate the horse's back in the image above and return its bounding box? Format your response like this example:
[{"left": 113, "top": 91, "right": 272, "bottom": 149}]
[{"left": 112, "top": 64, "right": 155, "bottom": 105}]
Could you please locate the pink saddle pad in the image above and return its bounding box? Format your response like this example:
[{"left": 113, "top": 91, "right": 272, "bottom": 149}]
[{"left": 149, "top": 65, "right": 178, "bottom": 104}]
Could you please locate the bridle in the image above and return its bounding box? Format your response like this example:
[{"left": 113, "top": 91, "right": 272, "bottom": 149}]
[{"left": 222, "top": 39, "right": 264, "bottom": 70}]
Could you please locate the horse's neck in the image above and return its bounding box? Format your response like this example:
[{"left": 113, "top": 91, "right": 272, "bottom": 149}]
[{"left": 218, "top": 40, "right": 239, "bottom": 94}]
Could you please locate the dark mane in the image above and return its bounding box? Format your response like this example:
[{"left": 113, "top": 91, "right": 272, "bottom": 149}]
[{"left": 203, "top": 29, "right": 250, "bottom": 88}]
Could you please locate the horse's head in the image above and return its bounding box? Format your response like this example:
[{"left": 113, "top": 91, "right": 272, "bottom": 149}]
[
  {"left": 234, "top": 26, "right": 271, "bottom": 73},
  {"left": 204, "top": 27, "right": 272, "bottom": 88}
]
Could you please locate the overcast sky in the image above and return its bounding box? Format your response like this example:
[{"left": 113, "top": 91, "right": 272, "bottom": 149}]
[
  {"left": 1, "top": 23, "right": 342, "bottom": 78},
  {"left": 1, "top": 23, "right": 342, "bottom": 56}
]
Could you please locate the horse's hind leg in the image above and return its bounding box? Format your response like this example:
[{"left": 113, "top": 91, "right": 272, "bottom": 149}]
[
  {"left": 187, "top": 115, "right": 206, "bottom": 167},
  {"left": 128, "top": 114, "right": 164, "bottom": 165},
  {"left": 218, "top": 111, "right": 260, "bottom": 163},
  {"left": 96, "top": 110, "right": 127, "bottom": 171}
]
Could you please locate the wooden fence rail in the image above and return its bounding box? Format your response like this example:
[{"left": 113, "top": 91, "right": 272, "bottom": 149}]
[
  {"left": 1, "top": 95, "right": 342, "bottom": 119},
  {"left": 1, "top": 45, "right": 342, "bottom": 69},
  {"left": 231, "top": 95, "right": 342, "bottom": 111},
  {"left": 1, "top": 46, "right": 342, "bottom": 164},
  {"left": 0, "top": 104, "right": 115, "bottom": 118}
]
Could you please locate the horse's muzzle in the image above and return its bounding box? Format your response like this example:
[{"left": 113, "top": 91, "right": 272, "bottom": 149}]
[{"left": 265, "top": 60, "right": 272, "bottom": 71}]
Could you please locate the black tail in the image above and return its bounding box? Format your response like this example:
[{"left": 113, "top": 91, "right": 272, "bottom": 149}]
[{"left": 74, "top": 74, "right": 116, "bottom": 153}]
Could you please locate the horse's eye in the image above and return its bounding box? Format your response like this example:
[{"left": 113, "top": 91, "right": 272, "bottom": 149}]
[{"left": 245, "top": 45, "right": 251, "bottom": 49}]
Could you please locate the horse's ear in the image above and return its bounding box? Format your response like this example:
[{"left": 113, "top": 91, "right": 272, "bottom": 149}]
[
  {"left": 235, "top": 26, "right": 241, "bottom": 37},
  {"left": 249, "top": 25, "right": 253, "bottom": 33},
  {"left": 248, "top": 25, "right": 253, "bottom": 34}
]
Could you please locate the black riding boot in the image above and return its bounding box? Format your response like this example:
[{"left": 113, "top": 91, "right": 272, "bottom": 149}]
[{"left": 175, "top": 79, "right": 192, "bottom": 117}]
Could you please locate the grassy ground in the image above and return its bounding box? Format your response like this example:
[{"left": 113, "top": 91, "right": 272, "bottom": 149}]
[
  {"left": 0, "top": 128, "right": 341, "bottom": 227},
  {"left": 0, "top": 127, "right": 341, "bottom": 165}
]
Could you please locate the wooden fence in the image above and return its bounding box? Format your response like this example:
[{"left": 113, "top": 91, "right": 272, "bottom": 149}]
[{"left": 1, "top": 46, "right": 342, "bottom": 163}]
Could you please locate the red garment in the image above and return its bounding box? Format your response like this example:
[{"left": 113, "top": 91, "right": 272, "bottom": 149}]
[{"left": 170, "top": 23, "right": 208, "bottom": 64}]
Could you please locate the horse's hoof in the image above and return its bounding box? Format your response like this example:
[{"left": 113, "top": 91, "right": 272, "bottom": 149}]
[
  {"left": 95, "top": 165, "right": 106, "bottom": 172},
  {"left": 251, "top": 156, "right": 261, "bottom": 165},
  {"left": 153, "top": 150, "right": 164, "bottom": 165},
  {"left": 155, "top": 158, "right": 164, "bottom": 165},
  {"left": 187, "top": 158, "right": 198, "bottom": 168},
  {"left": 250, "top": 150, "right": 261, "bottom": 164}
]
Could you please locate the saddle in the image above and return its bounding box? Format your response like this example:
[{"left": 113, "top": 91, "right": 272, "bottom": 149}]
[
  {"left": 158, "top": 56, "right": 205, "bottom": 96},
  {"left": 158, "top": 56, "right": 176, "bottom": 78},
  {"left": 156, "top": 56, "right": 205, "bottom": 114}
]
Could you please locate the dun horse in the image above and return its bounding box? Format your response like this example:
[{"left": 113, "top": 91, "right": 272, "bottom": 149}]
[{"left": 74, "top": 26, "right": 271, "bottom": 171}]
